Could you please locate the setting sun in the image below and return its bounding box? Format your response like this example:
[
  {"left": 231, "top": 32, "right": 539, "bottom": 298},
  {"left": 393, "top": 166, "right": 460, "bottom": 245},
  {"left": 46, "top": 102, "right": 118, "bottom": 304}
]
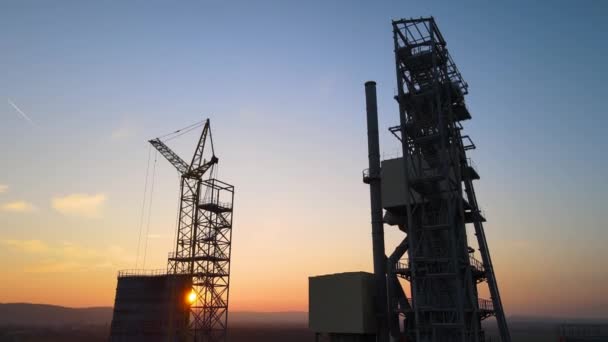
[
  {"left": 187, "top": 290, "right": 197, "bottom": 305},
  {"left": 0, "top": 1, "right": 607, "bottom": 341}
]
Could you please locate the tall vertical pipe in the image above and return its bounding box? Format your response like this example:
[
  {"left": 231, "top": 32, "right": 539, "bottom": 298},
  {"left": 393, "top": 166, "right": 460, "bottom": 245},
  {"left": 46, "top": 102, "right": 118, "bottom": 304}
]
[{"left": 365, "top": 81, "right": 389, "bottom": 342}]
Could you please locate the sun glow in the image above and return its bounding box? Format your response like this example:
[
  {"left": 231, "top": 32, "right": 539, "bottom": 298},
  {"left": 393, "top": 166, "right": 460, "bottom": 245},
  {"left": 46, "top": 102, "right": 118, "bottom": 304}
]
[{"left": 187, "top": 290, "right": 197, "bottom": 304}]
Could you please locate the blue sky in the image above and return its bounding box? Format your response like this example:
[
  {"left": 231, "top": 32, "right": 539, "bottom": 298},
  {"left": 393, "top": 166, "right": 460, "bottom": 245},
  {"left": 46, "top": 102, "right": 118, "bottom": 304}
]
[{"left": 0, "top": 1, "right": 607, "bottom": 316}]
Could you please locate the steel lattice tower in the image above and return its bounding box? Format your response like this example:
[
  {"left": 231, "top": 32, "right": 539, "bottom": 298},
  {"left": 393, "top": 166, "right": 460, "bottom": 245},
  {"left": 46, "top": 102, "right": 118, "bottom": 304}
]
[
  {"left": 381, "top": 18, "right": 510, "bottom": 341},
  {"left": 150, "top": 119, "right": 234, "bottom": 342}
]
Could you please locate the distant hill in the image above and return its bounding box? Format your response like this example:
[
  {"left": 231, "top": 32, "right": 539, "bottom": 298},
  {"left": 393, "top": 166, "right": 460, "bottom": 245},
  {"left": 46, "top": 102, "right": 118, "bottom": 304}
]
[
  {"left": 0, "top": 303, "right": 112, "bottom": 327},
  {"left": 4, "top": 303, "right": 604, "bottom": 329},
  {"left": 508, "top": 315, "right": 608, "bottom": 324},
  {"left": 230, "top": 311, "right": 307, "bottom": 325},
  {"left": 0, "top": 303, "right": 307, "bottom": 327}
]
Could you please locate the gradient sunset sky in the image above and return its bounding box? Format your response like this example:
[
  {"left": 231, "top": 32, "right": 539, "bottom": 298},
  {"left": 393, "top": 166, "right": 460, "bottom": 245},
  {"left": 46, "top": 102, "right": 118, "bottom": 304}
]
[{"left": 0, "top": 1, "right": 606, "bottom": 319}]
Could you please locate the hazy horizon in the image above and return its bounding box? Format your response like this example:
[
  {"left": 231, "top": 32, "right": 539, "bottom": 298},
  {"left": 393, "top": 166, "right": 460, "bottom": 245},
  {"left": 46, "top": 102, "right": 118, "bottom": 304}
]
[
  {"left": 1, "top": 0, "right": 607, "bottom": 319},
  {"left": 3, "top": 302, "right": 608, "bottom": 322}
]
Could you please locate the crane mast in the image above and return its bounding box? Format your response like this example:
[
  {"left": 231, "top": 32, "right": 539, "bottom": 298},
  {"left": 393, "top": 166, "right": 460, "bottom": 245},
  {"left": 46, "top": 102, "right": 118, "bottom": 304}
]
[{"left": 150, "top": 119, "right": 234, "bottom": 342}]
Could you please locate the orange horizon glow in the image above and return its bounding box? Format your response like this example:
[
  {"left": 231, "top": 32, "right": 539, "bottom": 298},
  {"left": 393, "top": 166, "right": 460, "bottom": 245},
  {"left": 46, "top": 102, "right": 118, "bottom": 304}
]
[
  {"left": 1, "top": 250, "right": 607, "bottom": 319},
  {"left": 1, "top": 0, "right": 607, "bottom": 326}
]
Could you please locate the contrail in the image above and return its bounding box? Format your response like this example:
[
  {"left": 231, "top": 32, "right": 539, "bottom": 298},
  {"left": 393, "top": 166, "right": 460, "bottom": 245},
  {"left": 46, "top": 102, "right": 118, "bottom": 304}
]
[{"left": 7, "top": 98, "right": 34, "bottom": 125}]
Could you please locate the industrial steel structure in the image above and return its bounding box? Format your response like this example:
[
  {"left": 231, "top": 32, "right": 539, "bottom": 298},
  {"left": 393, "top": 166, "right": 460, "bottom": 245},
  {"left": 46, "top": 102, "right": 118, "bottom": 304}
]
[
  {"left": 363, "top": 17, "right": 510, "bottom": 341},
  {"left": 110, "top": 119, "right": 234, "bottom": 341},
  {"left": 150, "top": 119, "right": 235, "bottom": 342}
]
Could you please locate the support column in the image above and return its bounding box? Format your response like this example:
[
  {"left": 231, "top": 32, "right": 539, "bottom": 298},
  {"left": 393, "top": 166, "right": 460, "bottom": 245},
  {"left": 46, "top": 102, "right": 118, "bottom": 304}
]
[{"left": 365, "top": 81, "right": 389, "bottom": 342}]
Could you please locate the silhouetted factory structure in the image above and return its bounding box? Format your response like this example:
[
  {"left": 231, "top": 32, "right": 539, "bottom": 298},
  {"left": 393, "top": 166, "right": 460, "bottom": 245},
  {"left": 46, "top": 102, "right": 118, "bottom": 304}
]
[
  {"left": 106, "top": 14, "right": 512, "bottom": 342},
  {"left": 110, "top": 120, "right": 235, "bottom": 342},
  {"left": 309, "top": 17, "right": 511, "bottom": 342}
]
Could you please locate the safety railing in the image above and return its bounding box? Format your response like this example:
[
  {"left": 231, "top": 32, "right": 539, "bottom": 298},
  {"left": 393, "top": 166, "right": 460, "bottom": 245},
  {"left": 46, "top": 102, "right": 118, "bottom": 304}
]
[
  {"left": 396, "top": 259, "right": 410, "bottom": 272},
  {"left": 117, "top": 269, "right": 167, "bottom": 278},
  {"left": 461, "top": 135, "right": 476, "bottom": 151},
  {"left": 199, "top": 198, "right": 233, "bottom": 211},
  {"left": 168, "top": 252, "right": 193, "bottom": 260},
  {"left": 445, "top": 53, "right": 468, "bottom": 95},
  {"left": 362, "top": 168, "right": 370, "bottom": 181},
  {"left": 469, "top": 255, "right": 484, "bottom": 273},
  {"left": 478, "top": 298, "right": 494, "bottom": 311},
  {"left": 396, "top": 257, "right": 484, "bottom": 273}
]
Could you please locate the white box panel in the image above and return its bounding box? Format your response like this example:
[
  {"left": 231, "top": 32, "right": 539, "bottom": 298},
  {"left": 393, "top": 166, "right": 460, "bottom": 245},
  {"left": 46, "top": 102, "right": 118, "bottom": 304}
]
[{"left": 308, "top": 272, "right": 376, "bottom": 334}]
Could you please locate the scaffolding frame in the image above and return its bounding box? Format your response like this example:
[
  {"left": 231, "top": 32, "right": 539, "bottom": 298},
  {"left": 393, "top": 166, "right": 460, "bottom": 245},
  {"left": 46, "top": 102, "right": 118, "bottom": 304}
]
[
  {"left": 151, "top": 120, "right": 235, "bottom": 342},
  {"left": 385, "top": 17, "right": 510, "bottom": 342}
]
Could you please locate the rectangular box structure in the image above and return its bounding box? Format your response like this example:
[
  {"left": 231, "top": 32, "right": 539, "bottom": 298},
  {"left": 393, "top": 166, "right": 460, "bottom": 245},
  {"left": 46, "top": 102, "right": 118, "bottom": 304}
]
[
  {"left": 309, "top": 272, "right": 376, "bottom": 334},
  {"left": 110, "top": 271, "right": 192, "bottom": 342},
  {"left": 381, "top": 157, "right": 458, "bottom": 210},
  {"left": 380, "top": 157, "right": 410, "bottom": 210}
]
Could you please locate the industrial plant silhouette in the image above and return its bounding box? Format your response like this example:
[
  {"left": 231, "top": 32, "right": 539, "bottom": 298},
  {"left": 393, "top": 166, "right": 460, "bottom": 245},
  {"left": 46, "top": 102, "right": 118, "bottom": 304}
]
[
  {"left": 309, "top": 18, "right": 508, "bottom": 342},
  {"left": 110, "top": 120, "right": 234, "bottom": 341},
  {"left": 98, "top": 15, "right": 608, "bottom": 342},
  {"left": 106, "top": 16, "right": 516, "bottom": 342},
  {"left": 1, "top": 4, "right": 606, "bottom": 342}
]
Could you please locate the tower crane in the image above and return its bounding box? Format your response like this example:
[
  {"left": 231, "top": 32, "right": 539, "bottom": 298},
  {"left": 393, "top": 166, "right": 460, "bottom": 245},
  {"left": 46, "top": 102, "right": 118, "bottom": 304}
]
[{"left": 150, "top": 119, "right": 235, "bottom": 342}]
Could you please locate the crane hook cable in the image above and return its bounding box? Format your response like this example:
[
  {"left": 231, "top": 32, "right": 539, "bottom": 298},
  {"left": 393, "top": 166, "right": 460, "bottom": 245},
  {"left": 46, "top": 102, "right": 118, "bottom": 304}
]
[
  {"left": 157, "top": 119, "right": 205, "bottom": 140},
  {"left": 163, "top": 122, "right": 205, "bottom": 142},
  {"left": 142, "top": 150, "right": 158, "bottom": 269},
  {"left": 134, "top": 145, "right": 152, "bottom": 268}
]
